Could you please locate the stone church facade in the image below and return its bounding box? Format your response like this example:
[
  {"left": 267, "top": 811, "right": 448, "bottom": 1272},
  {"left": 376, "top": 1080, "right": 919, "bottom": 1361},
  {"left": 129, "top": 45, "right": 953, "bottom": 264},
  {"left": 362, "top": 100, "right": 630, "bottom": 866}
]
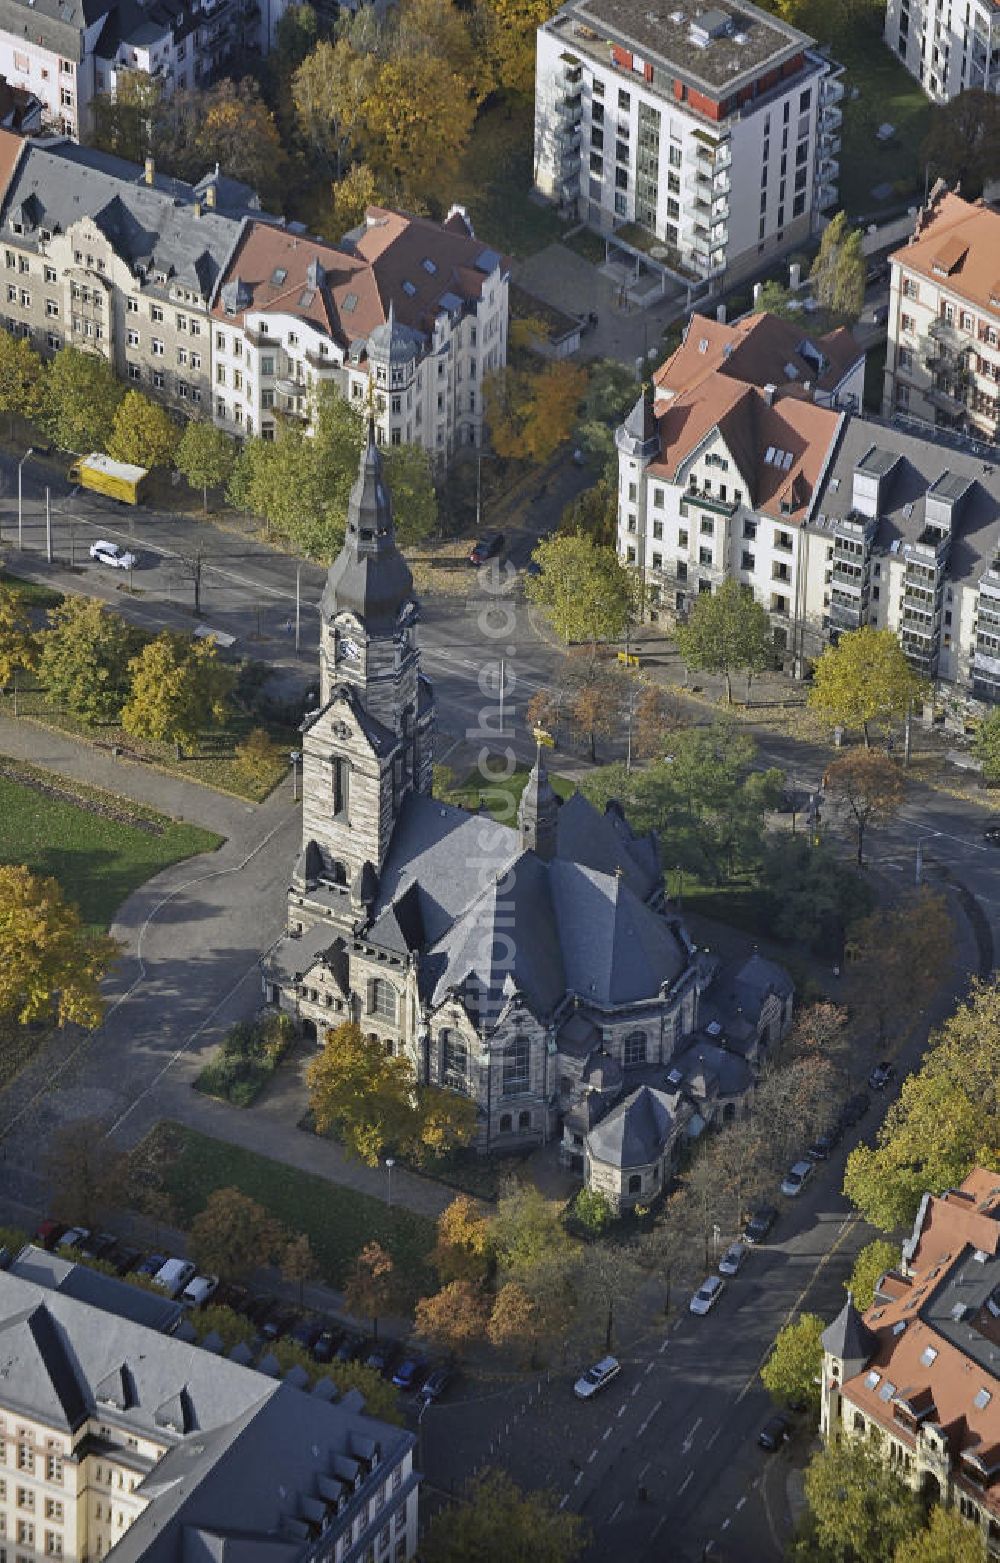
[{"left": 264, "top": 426, "right": 764, "bottom": 1155}]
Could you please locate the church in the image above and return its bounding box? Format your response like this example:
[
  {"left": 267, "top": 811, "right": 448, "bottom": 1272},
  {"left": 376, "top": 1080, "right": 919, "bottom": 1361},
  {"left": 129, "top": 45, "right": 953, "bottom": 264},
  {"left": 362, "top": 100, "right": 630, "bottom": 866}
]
[{"left": 264, "top": 426, "right": 791, "bottom": 1172}]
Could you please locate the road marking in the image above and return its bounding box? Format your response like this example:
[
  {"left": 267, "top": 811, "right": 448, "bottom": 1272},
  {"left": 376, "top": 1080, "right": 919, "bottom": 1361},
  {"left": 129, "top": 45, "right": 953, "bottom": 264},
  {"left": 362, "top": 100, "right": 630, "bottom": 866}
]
[
  {"left": 573, "top": 1472, "right": 583, "bottom": 1487},
  {"left": 608, "top": 1501, "right": 624, "bottom": 1524},
  {"left": 736, "top": 1496, "right": 747, "bottom": 1512},
  {"left": 706, "top": 1426, "right": 720, "bottom": 1449},
  {"left": 677, "top": 1471, "right": 693, "bottom": 1496},
  {"left": 681, "top": 1416, "right": 703, "bottom": 1454},
  {"left": 637, "top": 1400, "right": 662, "bottom": 1438},
  {"left": 602, "top": 1428, "right": 612, "bottom": 1442},
  {"left": 631, "top": 1383, "right": 642, "bottom": 1397},
  {"left": 587, "top": 1449, "right": 598, "bottom": 1464},
  {"left": 644, "top": 1360, "right": 655, "bottom": 1376},
  {"left": 558, "top": 1494, "right": 570, "bottom": 1511},
  {"left": 721, "top": 1518, "right": 731, "bottom": 1531},
  {"left": 637, "top": 1462, "right": 650, "bottom": 1482},
  {"left": 658, "top": 1339, "right": 670, "bottom": 1354},
  {"left": 650, "top": 1518, "right": 667, "bottom": 1542},
  {"left": 617, "top": 1404, "right": 628, "bottom": 1419}
]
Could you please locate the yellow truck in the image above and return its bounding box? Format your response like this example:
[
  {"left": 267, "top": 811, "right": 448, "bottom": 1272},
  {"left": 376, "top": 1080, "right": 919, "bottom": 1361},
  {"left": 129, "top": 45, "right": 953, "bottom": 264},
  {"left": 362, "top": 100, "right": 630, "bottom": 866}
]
[{"left": 68, "top": 453, "right": 149, "bottom": 506}]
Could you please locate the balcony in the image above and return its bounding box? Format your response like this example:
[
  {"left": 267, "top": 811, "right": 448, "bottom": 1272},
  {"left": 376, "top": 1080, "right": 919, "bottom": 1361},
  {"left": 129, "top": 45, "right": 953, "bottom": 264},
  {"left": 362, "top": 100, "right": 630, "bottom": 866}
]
[
  {"left": 555, "top": 94, "right": 582, "bottom": 119},
  {"left": 822, "top": 75, "right": 845, "bottom": 105},
  {"left": 830, "top": 571, "right": 864, "bottom": 597},
  {"left": 829, "top": 596, "right": 865, "bottom": 629},
  {"left": 815, "top": 180, "right": 837, "bottom": 210},
  {"left": 926, "top": 384, "right": 967, "bottom": 418},
  {"left": 928, "top": 316, "right": 969, "bottom": 348},
  {"left": 819, "top": 132, "right": 841, "bottom": 157},
  {"left": 820, "top": 102, "right": 843, "bottom": 131},
  {"left": 693, "top": 138, "right": 731, "bottom": 171},
  {"left": 818, "top": 155, "right": 840, "bottom": 182}
]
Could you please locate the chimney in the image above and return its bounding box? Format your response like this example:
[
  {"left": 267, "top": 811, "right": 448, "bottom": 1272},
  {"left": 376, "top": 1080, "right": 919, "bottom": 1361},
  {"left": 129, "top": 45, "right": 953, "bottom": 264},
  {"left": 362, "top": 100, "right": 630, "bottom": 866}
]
[
  {"left": 144, "top": 156, "right": 155, "bottom": 186},
  {"left": 204, "top": 183, "right": 216, "bottom": 209},
  {"left": 763, "top": 382, "right": 777, "bottom": 406}
]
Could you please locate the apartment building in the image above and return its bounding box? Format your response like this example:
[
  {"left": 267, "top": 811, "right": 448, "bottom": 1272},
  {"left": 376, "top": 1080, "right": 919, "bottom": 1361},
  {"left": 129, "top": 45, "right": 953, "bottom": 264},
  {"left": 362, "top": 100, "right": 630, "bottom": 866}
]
[
  {"left": 884, "top": 0, "right": 1000, "bottom": 100},
  {"left": 0, "top": 131, "right": 267, "bottom": 411},
  {"left": 883, "top": 184, "right": 1000, "bottom": 448},
  {"left": 616, "top": 309, "right": 862, "bottom": 653},
  {"left": 0, "top": 1267, "right": 419, "bottom": 1563},
  {"left": 212, "top": 205, "right": 509, "bottom": 457},
  {"left": 821, "top": 1168, "right": 1000, "bottom": 1558},
  {"left": 534, "top": 0, "right": 844, "bottom": 285}
]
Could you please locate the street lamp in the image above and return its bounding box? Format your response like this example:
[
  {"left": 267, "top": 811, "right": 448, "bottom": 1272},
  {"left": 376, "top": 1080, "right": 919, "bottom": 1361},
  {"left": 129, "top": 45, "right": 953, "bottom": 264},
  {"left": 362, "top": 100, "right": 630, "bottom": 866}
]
[
  {"left": 475, "top": 452, "right": 498, "bottom": 533},
  {"left": 289, "top": 749, "right": 302, "bottom": 803},
  {"left": 17, "top": 446, "right": 33, "bottom": 550},
  {"left": 712, "top": 1223, "right": 721, "bottom": 1258},
  {"left": 385, "top": 1156, "right": 395, "bottom": 1208}
]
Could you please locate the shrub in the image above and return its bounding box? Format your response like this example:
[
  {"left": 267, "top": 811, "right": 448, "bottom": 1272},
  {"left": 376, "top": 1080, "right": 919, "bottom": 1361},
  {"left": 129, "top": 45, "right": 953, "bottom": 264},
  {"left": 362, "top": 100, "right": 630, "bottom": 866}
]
[
  {"left": 569, "top": 1187, "right": 615, "bottom": 1237},
  {"left": 196, "top": 1012, "right": 294, "bottom": 1106}
]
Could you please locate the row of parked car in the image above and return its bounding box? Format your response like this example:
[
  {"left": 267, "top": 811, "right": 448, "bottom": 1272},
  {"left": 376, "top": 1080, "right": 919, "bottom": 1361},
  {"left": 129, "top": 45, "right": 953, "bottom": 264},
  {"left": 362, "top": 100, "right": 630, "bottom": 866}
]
[{"left": 31, "top": 1220, "right": 454, "bottom": 1405}]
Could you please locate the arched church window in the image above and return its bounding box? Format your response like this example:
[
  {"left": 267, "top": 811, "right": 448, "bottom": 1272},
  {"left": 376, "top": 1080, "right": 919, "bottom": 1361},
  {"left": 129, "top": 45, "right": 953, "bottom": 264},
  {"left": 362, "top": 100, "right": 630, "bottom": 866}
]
[
  {"left": 332, "top": 757, "right": 349, "bottom": 819},
  {"left": 329, "top": 861, "right": 348, "bottom": 887},
  {"left": 370, "top": 978, "right": 397, "bottom": 1021},
  {"left": 623, "top": 1030, "right": 647, "bottom": 1067},
  {"left": 502, "top": 1036, "right": 530, "bottom": 1097},
  {"left": 499, "top": 1113, "right": 512, "bottom": 1133},
  {"left": 442, "top": 1031, "right": 467, "bottom": 1091},
  {"left": 628, "top": 1174, "right": 642, "bottom": 1195},
  {"left": 518, "top": 1110, "right": 531, "bottom": 1131}
]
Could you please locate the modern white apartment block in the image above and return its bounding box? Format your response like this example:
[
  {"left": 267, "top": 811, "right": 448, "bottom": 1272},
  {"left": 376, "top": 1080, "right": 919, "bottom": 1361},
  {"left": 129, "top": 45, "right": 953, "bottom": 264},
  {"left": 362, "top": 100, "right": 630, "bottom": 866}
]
[
  {"left": 534, "top": 0, "right": 844, "bottom": 284},
  {"left": 884, "top": 0, "right": 1000, "bottom": 100},
  {"left": 883, "top": 184, "right": 1000, "bottom": 447},
  {"left": 0, "top": 1265, "right": 420, "bottom": 1563},
  {"left": 617, "top": 309, "right": 1000, "bottom": 703},
  {"left": 212, "top": 206, "right": 509, "bottom": 459}
]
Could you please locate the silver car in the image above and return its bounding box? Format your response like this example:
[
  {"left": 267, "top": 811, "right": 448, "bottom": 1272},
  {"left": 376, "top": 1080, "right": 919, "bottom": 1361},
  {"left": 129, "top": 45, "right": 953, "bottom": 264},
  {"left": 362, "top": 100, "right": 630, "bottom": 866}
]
[
  {"left": 90, "top": 539, "right": 138, "bottom": 570},
  {"left": 718, "top": 1242, "right": 747, "bottom": 1278},
  {"left": 690, "top": 1276, "right": 726, "bottom": 1315},
  {"left": 573, "top": 1355, "right": 621, "bottom": 1399},
  {"left": 781, "top": 1160, "right": 814, "bottom": 1197}
]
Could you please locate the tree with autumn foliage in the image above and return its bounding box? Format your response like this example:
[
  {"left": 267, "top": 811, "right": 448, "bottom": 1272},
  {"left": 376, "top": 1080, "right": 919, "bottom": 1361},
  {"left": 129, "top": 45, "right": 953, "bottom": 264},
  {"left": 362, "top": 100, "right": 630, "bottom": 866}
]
[
  {"left": 420, "top": 1468, "right": 588, "bottom": 1563},
  {"left": 844, "top": 888, "right": 954, "bottom": 1054},
  {"left": 760, "top": 1312, "right": 825, "bottom": 1410},
  {"left": 846, "top": 1239, "right": 899, "bottom": 1310},
  {"left": 343, "top": 1242, "right": 396, "bottom": 1339},
  {"left": 526, "top": 534, "right": 636, "bottom": 647},
  {"left": 189, "top": 1187, "right": 287, "bottom": 1282},
  {"left": 411, "top": 1086, "right": 478, "bottom": 1163},
  {"left": 153, "top": 79, "right": 288, "bottom": 208},
  {"left": 361, "top": 54, "right": 476, "bottom": 208},
  {"left": 486, "top": 362, "right": 587, "bottom": 466},
  {"left": 0, "top": 586, "right": 37, "bottom": 693},
  {"left": 0, "top": 327, "right": 44, "bottom": 436},
  {"left": 0, "top": 866, "right": 118, "bottom": 1028},
  {"left": 808, "top": 626, "right": 925, "bottom": 747},
  {"left": 121, "top": 632, "right": 235, "bottom": 757},
  {"left": 486, "top": 1281, "right": 539, "bottom": 1364},
  {"left": 108, "top": 390, "right": 179, "bottom": 470},
  {"left": 431, "top": 1195, "right": 493, "bottom": 1284},
  {"left": 282, "top": 1232, "right": 318, "bottom": 1306},
  {"left": 413, "top": 1279, "right": 489, "bottom": 1356},
  {"left": 893, "top": 1505, "right": 987, "bottom": 1563},
  {"left": 823, "top": 748, "right": 905, "bottom": 866},
  {"left": 44, "top": 1117, "right": 128, "bottom": 1230},
  {"left": 474, "top": 0, "right": 559, "bottom": 94},
  {"left": 292, "top": 38, "right": 378, "bottom": 180},
  {"left": 307, "top": 1020, "right": 415, "bottom": 1165}
]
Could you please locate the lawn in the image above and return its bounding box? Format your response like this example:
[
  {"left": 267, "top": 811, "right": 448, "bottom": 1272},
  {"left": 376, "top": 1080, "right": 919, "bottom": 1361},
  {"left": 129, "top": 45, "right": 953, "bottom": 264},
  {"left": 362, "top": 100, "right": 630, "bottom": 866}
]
[
  {"left": 0, "top": 571, "right": 64, "bottom": 609},
  {"left": 836, "top": 22, "right": 933, "bottom": 219},
  {"left": 0, "top": 755, "right": 221, "bottom": 930},
  {"left": 142, "top": 1122, "right": 437, "bottom": 1304},
  {"left": 441, "top": 760, "right": 576, "bottom": 822},
  {"left": 451, "top": 102, "right": 568, "bottom": 258}
]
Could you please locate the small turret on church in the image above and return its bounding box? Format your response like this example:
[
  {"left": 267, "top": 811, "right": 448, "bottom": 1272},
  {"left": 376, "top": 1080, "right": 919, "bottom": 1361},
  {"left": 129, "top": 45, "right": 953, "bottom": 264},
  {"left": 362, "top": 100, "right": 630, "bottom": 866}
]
[
  {"left": 295, "top": 421, "right": 434, "bottom": 914},
  {"left": 518, "top": 744, "right": 559, "bottom": 860}
]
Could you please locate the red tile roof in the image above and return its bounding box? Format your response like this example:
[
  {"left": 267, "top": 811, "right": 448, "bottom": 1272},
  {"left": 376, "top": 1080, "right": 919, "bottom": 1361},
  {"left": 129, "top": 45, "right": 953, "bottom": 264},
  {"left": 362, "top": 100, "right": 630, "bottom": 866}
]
[
  {"left": 892, "top": 189, "right": 1000, "bottom": 313},
  {"left": 654, "top": 309, "right": 860, "bottom": 403},
  {"left": 0, "top": 126, "right": 26, "bottom": 206}
]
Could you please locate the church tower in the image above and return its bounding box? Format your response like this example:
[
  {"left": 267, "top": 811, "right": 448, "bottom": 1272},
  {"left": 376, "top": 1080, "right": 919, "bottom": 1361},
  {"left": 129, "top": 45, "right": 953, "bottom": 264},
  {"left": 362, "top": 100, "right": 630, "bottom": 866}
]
[
  {"left": 296, "top": 422, "right": 434, "bottom": 916},
  {"left": 518, "top": 744, "right": 558, "bottom": 860}
]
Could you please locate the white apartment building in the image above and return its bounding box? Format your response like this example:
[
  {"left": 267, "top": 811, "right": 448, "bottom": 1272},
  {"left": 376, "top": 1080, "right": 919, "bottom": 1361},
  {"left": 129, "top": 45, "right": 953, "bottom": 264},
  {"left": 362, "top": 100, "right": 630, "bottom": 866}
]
[
  {"left": 212, "top": 206, "right": 509, "bottom": 460},
  {"left": 883, "top": 183, "right": 1000, "bottom": 447},
  {"left": 884, "top": 0, "right": 1000, "bottom": 100},
  {"left": 618, "top": 309, "right": 1000, "bottom": 703},
  {"left": 534, "top": 0, "right": 844, "bottom": 285}
]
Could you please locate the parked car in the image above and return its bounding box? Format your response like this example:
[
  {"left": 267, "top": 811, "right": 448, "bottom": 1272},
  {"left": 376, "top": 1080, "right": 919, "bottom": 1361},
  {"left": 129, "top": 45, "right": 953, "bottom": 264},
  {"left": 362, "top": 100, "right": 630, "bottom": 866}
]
[
  {"left": 780, "top": 1161, "right": 814, "bottom": 1198},
  {"left": 243, "top": 1294, "right": 276, "bottom": 1330},
  {"left": 868, "top": 1061, "right": 895, "bottom": 1090},
  {"left": 134, "top": 1252, "right": 167, "bottom": 1279},
  {"left": 260, "top": 1305, "right": 297, "bottom": 1342},
  {"left": 109, "top": 1245, "right": 144, "bottom": 1277},
  {"left": 573, "top": 1355, "right": 621, "bottom": 1400},
  {"left": 335, "top": 1333, "right": 365, "bottom": 1363},
  {"left": 392, "top": 1355, "right": 429, "bottom": 1391},
  {"left": 743, "top": 1206, "right": 778, "bottom": 1244},
  {"left": 690, "top": 1276, "right": 726, "bottom": 1316},
  {"left": 77, "top": 1231, "right": 117, "bottom": 1262},
  {"left": 215, "top": 1282, "right": 250, "bottom": 1315},
  {"left": 468, "top": 533, "right": 504, "bottom": 566},
  {"left": 89, "top": 539, "right": 138, "bottom": 570},
  {"left": 418, "top": 1364, "right": 455, "bottom": 1405},
  {"left": 33, "top": 1219, "right": 65, "bottom": 1251},
  {"left": 718, "top": 1242, "right": 747, "bottom": 1278},
  {"left": 364, "top": 1341, "right": 399, "bottom": 1378},
  {"left": 290, "top": 1316, "right": 323, "bottom": 1352},
  {"left": 180, "top": 1274, "right": 219, "bottom": 1308},
  {"left": 312, "top": 1328, "right": 341, "bottom": 1365},
  {"left": 807, "top": 1131, "right": 838, "bottom": 1162},
  {"left": 839, "top": 1092, "right": 871, "bottom": 1127},
  {"left": 56, "top": 1226, "right": 91, "bottom": 1252},
  {"left": 152, "top": 1258, "right": 197, "bottom": 1298},
  {"left": 758, "top": 1413, "right": 792, "bottom": 1451},
  {"left": 983, "top": 822, "right": 1000, "bottom": 846}
]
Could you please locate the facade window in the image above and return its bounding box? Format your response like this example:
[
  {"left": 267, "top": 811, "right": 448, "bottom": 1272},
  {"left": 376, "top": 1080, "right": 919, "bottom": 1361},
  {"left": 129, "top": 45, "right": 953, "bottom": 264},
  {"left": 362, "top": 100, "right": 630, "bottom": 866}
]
[
  {"left": 127, "top": 363, "right": 141, "bottom": 381},
  {"left": 623, "top": 1030, "right": 647, "bottom": 1066},
  {"left": 502, "top": 1036, "right": 530, "bottom": 1096},
  {"left": 152, "top": 338, "right": 164, "bottom": 356},
  {"left": 700, "top": 515, "right": 713, "bottom": 534},
  {"left": 442, "top": 1031, "right": 467, "bottom": 1090},
  {"left": 370, "top": 979, "right": 396, "bottom": 1021},
  {"left": 499, "top": 1113, "right": 512, "bottom": 1133},
  {"left": 151, "top": 305, "right": 163, "bottom": 322},
  {"left": 126, "top": 297, "right": 138, "bottom": 313}
]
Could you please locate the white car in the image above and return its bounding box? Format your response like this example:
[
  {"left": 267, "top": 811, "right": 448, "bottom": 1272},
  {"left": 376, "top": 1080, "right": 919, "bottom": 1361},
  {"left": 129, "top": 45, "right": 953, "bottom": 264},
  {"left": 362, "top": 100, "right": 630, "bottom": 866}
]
[
  {"left": 781, "top": 1160, "right": 815, "bottom": 1197},
  {"left": 56, "top": 1226, "right": 90, "bottom": 1252},
  {"left": 180, "top": 1274, "right": 219, "bottom": 1308},
  {"left": 573, "top": 1355, "right": 621, "bottom": 1400},
  {"left": 152, "top": 1258, "right": 197, "bottom": 1298},
  {"left": 90, "top": 539, "right": 137, "bottom": 570},
  {"left": 690, "top": 1276, "right": 726, "bottom": 1315},
  {"left": 718, "top": 1242, "right": 747, "bottom": 1278}
]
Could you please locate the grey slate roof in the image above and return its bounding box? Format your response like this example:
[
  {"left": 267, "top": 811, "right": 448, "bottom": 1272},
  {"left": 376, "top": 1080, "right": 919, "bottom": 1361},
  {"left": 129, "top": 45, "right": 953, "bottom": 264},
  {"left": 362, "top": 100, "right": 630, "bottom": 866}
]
[
  {"left": 320, "top": 424, "right": 415, "bottom": 632},
  {"left": 8, "top": 1244, "right": 183, "bottom": 1333},
  {"left": 821, "top": 1295, "right": 878, "bottom": 1366},
  {"left": 586, "top": 1084, "right": 679, "bottom": 1169},
  {"left": 672, "top": 1037, "right": 753, "bottom": 1097},
  {"left": 0, "top": 137, "right": 259, "bottom": 301}
]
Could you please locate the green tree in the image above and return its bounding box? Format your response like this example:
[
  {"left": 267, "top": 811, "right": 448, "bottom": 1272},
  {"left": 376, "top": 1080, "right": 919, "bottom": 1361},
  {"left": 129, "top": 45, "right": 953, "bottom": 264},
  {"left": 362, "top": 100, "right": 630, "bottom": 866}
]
[
  {"left": 846, "top": 1239, "right": 899, "bottom": 1310},
  {"left": 38, "top": 596, "right": 138, "bottom": 721},
  {"left": 571, "top": 1187, "right": 615, "bottom": 1236},
  {"left": 675, "top": 577, "right": 772, "bottom": 705},
  {"left": 361, "top": 52, "right": 476, "bottom": 207},
  {"left": 44, "top": 1117, "right": 128, "bottom": 1229},
  {"left": 760, "top": 1312, "right": 825, "bottom": 1409},
  {"left": 189, "top": 1187, "right": 287, "bottom": 1281},
  {"left": 193, "top": 1303, "right": 256, "bottom": 1351},
  {"left": 322, "top": 1358, "right": 403, "bottom": 1424},
  {"left": 174, "top": 419, "right": 236, "bottom": 511},
  {"left": 121, "top": 631, "right": 235, "bottom": 756},
  {"left": 973, "top": 707, "right": 1000, "bottom": 784},
  {"left": 40, "top": 346, "right": 124, "bottom": 453},
  {"left": 0, "top": 586, "right": 37, "bottom": 692},
  {"left": 823, "top": 749, "right": 905, "bottom": 866},
  {"left": 420, "top": 1468, "right": 588, "bottom": 1563},
  {"left": 893, "top": 1505, "right": 986, "bottom": 1563},
  {"left": 306, "top": 1020, "right": 415, "bottom": 1165},
  {"left": 0, "top": 327, "right": 44, "bottom": 435},
  {"left": 844, "top": 888, "right": 953, "bottom": 1053},
  {"left": 809, "top": 627, "right": 924, "bottom": 747},
  {"left": 922, "top": 88, "right": 1000, "bottom": 199},
  {"left": 292, "top": 38, "right": 379, "bottom": 178},
  {"left": 343, "top": 1241, "right": 396, "bottom": 1338},
  {"left": 491, "top": 1182, "right": 574, "bottom": 1280},
  {"left": 759, "top": 835, "right": 874, "bottom": 950},
  {"left": 559, "top": 478, "right": 617, "bottom": 546},
  {"left": 383, "top": 443, "right": 438, "bottom": 545},
  {"left": 0, "top": 865, "right": 118, "bottom": 1027},
  {"left": 752, "top": 278, "right": 801, "bottom": 320},
  {"left": 843, "top": 978, "right": 1000, "bottom": 1231},
  {"left": 109, "top": 391, "right": 179, "bottom": 469},
  {"left": 91, "top": 70, "right": 163, "bottom": 163},
  {"left": 526, "top": 533, "right": 636, "bottom": 647},
  {"left": 811, "top": 210, "right": 866, "bottom": 321},
  {"left": 794, "top": 1437, "right": 923, "bottom": 1563}
]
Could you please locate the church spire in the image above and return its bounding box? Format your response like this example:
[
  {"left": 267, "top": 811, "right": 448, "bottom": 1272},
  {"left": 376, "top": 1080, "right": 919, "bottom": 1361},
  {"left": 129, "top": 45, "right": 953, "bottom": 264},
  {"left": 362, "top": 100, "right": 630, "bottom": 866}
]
[
  {"left": 518, "top": 740, "right": 558, "bottom": 861},
  {"left": 319, "top": 418, "right": 413, "bottom": 632}
]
